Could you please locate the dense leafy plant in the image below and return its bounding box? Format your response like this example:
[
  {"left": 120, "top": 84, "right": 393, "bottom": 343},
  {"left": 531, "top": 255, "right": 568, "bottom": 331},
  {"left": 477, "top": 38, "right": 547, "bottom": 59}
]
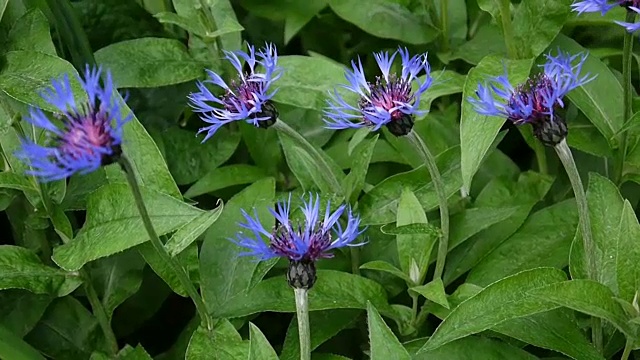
[{"left": 2, "top": 0, "right": 640, "bottom": 359}]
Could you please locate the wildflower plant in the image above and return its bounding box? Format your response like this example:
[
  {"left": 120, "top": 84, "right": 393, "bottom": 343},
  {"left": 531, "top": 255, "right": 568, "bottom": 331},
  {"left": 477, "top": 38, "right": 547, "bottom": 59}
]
[
  {"left": 324, "top": 47, "right": 432, "bottom": 136},
  {"left": 234, "top": 194, "right": 364, "bottom": 289},
  {"left": 188, "top": 43, "right": 282, "bottom": 141},
  {"left": 469, "top": 50, "right": 593, "bottom": 146},
  {"left": 16, "top": 66, "right": 130, "bottom": 181}
]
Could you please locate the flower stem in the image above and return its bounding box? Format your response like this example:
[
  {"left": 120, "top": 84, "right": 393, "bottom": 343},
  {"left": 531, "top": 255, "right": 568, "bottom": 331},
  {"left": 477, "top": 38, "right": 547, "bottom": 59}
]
[
  {"left": 272, "top": 120, "right": 343, "bottom": 195},
  {"left": 621, "top": 338, "right": 633, "bottom": 360},
  {"left": 294, "top": 288, "right": 311, "bottom": 360},
  {"left": 440, "top": 0, "right": 449, "bottom": 51},
  {"left": 614, "top": 10, "right": 636, "bottom": 185},
  {"left": 554, "top": 140, "right": 596, "bottom": 280},
  {"left": 498, "top": 0, "right": 517, "bottom": 59},
  {"left": 119, "top": 155, "right": 213, "bottom": 331},
  {"left": 533, "top": 141, "right": 548, "bottom": 174},
  {"left": 406, "top": 131, "right": 449, "bottom": 281},
  {"left": 83, "top": 272, "right": 118, "bottom": 354}
]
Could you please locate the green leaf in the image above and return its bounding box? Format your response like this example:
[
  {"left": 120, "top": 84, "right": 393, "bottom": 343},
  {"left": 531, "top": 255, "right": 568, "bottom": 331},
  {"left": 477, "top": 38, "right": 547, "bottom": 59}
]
[
  {"left": 273, "top": 56, "right": 353, "bottom": 111},
  {"left": 161, "top": 127, "right": 240, "bottom": 185},
  {"left": 443, "top": 172, "right": 554, "bottom": 285},
  {"left": 87, "top": 251, "right": 145, "bottom": 320},
  {"left": 0, "top": 290, "right": 51, "bottom": 337},
  {"left": 328, "top": 0, "right": 438, "bottom": 44},
  {"left": 395, "top": 188, "right": 433, "bottom": 282},
  {"left": 280, "top": 309, "right": 360, "bottom": 360},
  {"left": 407, "top": 336, "right": 538, "bottom": 360},
  {"left": 410, "top": 278, "right": 449, "bottom": 309},
  {"left": 448, "top": 206, "right": 519, "bottom": 250},
  {"left": 367, "top": 302, "right": 410, "bottom": 360},
  {"left": 0, "top": 245, "right": 82, "bottom": 296},
  {"left": 185, "top": 165, "right": 268, "bottom": 198},
  {"left": 379, "top": 223, "right": 440, "bottom": 237},
  {"left": 52, "top": 183, "right": 206, "bottom": 271},
  {"left": 0, "top": 51, "right": 86, "bottom": 112},
  {"left": 616, "top": 201, "right": 640, "bottom": 303},
  {"left": 492, "top": 310, "right": 604, "bottom": 360},
  {"left": 360, "top": 260, "right": 412, "bottom": 283},
  {"left": 95, "top": 38, "right": 205, "bottom": 88},
  {"left": 113, "top": 345, "right": 154, "bottom": 359},
  {"left": 0, "top": 324, "right": 46, "bottom": 360},
  {"left": 248, "top": 323, "right": 278, "bottom": 360},
  {"left": 0, "top": 172, "right": 39, "bottom": 198},
  {"left": 173, "top": 0, "right": 243, "bottom": 51},
  {"left": 6, "top": 9, "right": 55, "bottom": 55},
  {"left": 460, "top": 55, "right": 533, "bottom": 192},
  {"left": 528, "top": 279, "right": 636, "bottom": 336},
  {"left": 360, "top": 146, "right": 462, "bottom": 225},
  {"left": 200, "top": 178, "right": 276, "bottom": 316},
  {"left": 138, "top": 241, "right": 200, "bottom": 297},
  {"left": 165, "top": 205, "right": 224, "bottom": 257},
  {"left": 417, "top": 267, "right": 566, "bottom": 353},
  {"left": 343, "top": 134, "right": 378, "bottom": 203},
  {"left": 186, "top": 321, "right": 248, "bottom": 360},
  {"left": 512, "top": 0, "right": 572, "bottom": 58},
  {"left": 570, "top": 173, "right": 635, "bottom": 300},
  {"left": 550, "top": 35, "right": 623, "bottom": 147},
  {"left": 467, "top": 199, "right": 578, "bottom": 286},
  {"left": 214, "top": 270, "right": 392, "bottom": 318},
  {"left": 25, "top": 297, "right": 109, "bottom": 359},
  {"left": 417, "top": 70, "right": 466, "bottom": 112},
  {"left": 278, "top": 130, "right": 344, "bottom": 193}
]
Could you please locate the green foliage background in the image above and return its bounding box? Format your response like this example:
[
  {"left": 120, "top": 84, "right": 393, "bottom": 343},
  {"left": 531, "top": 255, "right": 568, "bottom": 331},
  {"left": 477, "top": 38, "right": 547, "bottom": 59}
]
[{"left": 1, "top": 0, "right": 640, "bottom": 359}]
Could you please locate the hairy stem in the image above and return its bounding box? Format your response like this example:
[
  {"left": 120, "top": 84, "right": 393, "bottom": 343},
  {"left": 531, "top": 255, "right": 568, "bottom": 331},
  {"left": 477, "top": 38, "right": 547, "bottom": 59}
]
[
  {"left": 83, "top": 272, "right": 118, "bottom": 354},
  {"left": 294, "top": 288, "right": 311, "bottom": 360},
  {"left": 440, "top": 0, "right": 449, "bottom": 51},
  {"left": 614, "top": 11, "right": 636, "bottom": 185},
  {"left": 498, "top": 0, "right": 517, "bottom": 58},
  {"left": 272, "top": 120, "right": 343, "bottom": 195},
  {"left": 554, "top": 140, "right": 596, "bottom": 279},
  {"left": 406, "top": 131, "right": 449, "bottom": 281},
  {"left": 119, "top": 156, "right": 213, "bottom": 331}
]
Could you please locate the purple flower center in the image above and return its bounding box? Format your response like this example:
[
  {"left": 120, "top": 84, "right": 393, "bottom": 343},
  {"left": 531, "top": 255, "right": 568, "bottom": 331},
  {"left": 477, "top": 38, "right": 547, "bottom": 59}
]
[
  {"left": 270, "top": 224, "right": 333, "bottom": 262},
  {"left": 508, "top": 74, "right": 556, "bottom": 125},
  {"left": 57, "top": 108, "right": 119, "bottom": 164},
  {"left": 360, "top": 73, "right": 413, "bottom": 125}
]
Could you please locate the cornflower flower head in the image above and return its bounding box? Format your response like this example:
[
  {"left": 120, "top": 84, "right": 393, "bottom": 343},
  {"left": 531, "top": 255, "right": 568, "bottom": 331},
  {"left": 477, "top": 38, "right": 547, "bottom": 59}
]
[
  {"left": 324, "top": 47, "right": 432, "bottom": 137},
  {"left": 234, "top": 194, "right": 365, "bottom": 289},
  {"left": 16, "top": 66, "right": 131, "bottom": 182},
  {"left": 188, "top": 43, "right": 282, "bottom": 142},
  {"left": 469, "top": 50, "right": 594, "bottom": 146},
  {"left": 571, "top": 0, "right": 640, "bottom": 16},
  {"left": 572, "top": 1, "right": 640, "bottom": 32}
]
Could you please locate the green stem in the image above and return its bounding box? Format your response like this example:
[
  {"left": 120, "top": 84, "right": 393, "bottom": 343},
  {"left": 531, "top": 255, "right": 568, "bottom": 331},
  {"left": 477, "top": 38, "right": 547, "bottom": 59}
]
[
  {"left": 83, "top": 272, "right": 118, "bottom": 354},
  {"left": 592, "top": 318, "right": 603, "bottom": 354},
  {"left": 621, "top": 338, "right": 633, "bottom": 360},
  {"left": 440, "top": 0, "right": 449, "bottom": 51},
  {"left": 498, "top": 0, "right": 517, "bottom": 58},
  {"left": 119, "top": 156, "right": 213, "bottom": 331},
  {"left": 410, "top": 293, "right": 419, "bottom": 329},
  {"left": 614, "top": 10, "right": 636, "bottom": 185},
  {"left": 350, "top": 247, "right": 361, "bottom": 275},
  {"left": 406, "top": 131, "right": 449, "bottom": 281},
  {"left": 294, "top": 288, "right": 311, "bottom": 360},
  {"left": 555, "top": 140, "right": 596, "bottom": 278},
  {"left": 532, "top": 140, "right": 548, "bottom": 174},
  {"left": 272, "top": 120, "right": 343, "bottom": 195}
]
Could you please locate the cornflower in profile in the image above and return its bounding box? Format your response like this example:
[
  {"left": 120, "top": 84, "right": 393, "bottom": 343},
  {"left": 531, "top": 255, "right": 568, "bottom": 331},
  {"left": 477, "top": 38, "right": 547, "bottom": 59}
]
[
  {"left": 469, "top": 50, "right": 594, "bottom": 146},
  {"left": 324, "top": 47, "right": 432, "bottom": 136},
  {"left": 572, "top": 1, "right": 640, "bottom": 32},
  {"left": 234, "top": 194, "right": 365, "bottom": 289},
  {"left": 188, "top": 43, "right": 282, "bottom": 142},
  {"left": 16, "top": 66, "right": 131, "bottom": 182}
]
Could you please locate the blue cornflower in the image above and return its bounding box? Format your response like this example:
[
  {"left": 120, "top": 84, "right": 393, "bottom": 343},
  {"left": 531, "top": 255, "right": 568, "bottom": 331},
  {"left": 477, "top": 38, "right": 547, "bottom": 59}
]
[
  {"left": 469, "top": 50, "right": 594, "bottom": 146},
  {"left": 188, "top": 43, "right": 282, "bottom": 142},
  {"left": 615, "top": 7, "right": 640, "bottom": 32},
  {"left": 324, "top": 47, "right": 433, "bottom": 137},
  {"left": 16, "top": 66, "right": 131, "bottom": 182},
  {"left": 233, "top": 194, "right": 365, "bottom": 288}
]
